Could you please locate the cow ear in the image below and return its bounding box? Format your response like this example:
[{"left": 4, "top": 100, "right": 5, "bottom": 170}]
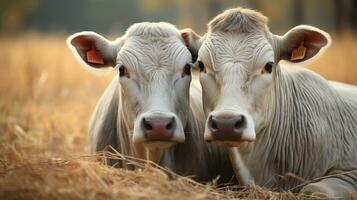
[
  {"left": 67, "top": 31, "right": 117, "bottom": 68},
  {"left": 180, "top": 28, "right": 202, "bottom": 62},
  {"left": 277, "top": 25, "right": 331, "bottom": 63}
]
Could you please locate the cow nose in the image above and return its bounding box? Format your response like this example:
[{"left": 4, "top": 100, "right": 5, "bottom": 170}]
[
  {"left": 207, "top": 114, "right": 247, "bottom": 141},
  {"left": 141, "top": 116, "right": 176, "bottom": 141}
]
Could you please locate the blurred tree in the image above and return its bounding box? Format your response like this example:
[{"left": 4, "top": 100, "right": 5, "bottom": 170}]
[
  {"left": 24, "top": 0, "right": 141, "bottom": 34},
  {"left": 292, "top": 0, "right": 303, "bottom": 25},
  {"left": 349, "top": 0, "right": 357, "bottom": 32},
  {"left": 139, "top": 0, "right": 177, "bottom": 12},
  {"left": 207, "top": 0, "right": 222, "bottom": 18},
  {"left": 139, "top": 0, "right": 193, "bottom": 28},
  {"left": 0, "top": 0, "right": 346, "bottom": 35},
  {"left": 334, "top": 0, "right": 357, "bottom": 33},
  {"left": 138, "top": 0, "right": 249, "bottom": 31},
  {"left": 0, "top": 0, "right": 38, "bottom": 32},
  {"left": 334, "top": 0, "right": 344, "bottom": 32}
]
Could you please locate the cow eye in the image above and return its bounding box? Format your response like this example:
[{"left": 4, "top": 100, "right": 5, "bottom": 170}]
[
  {"left": 118, "top": 65, "right": 129, "bottom": 77},
  {"left": 182, "top": 64, "right": 191, "bottom": 76},
  {"left": 198, "top": 61, "right": 205, "bottom": 72},
  {"left": 264, "top": 62, "right": 274, "bottom": 73}
]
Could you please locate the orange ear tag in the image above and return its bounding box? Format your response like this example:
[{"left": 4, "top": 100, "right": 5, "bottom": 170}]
[
  {"left": 86, "top": 46, "right": 104, "bottom": 64},
  {"left": 290, "top": 42, "right": 306, "bottom": 61}
]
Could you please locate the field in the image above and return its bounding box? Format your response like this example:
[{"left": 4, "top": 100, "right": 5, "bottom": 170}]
[{"left": 0, "top": 34, "right": 357, "bottom": 200}]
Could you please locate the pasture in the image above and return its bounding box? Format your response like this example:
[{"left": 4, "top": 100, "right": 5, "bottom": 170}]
[{"left": 0, "top": 34, "right": 357, "bottom": 199}]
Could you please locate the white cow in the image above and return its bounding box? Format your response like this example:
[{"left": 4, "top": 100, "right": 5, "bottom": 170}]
[
  {"left": 67, "top": 22, "right": 234, "bottom": 183},
  {"left": 183, "top": 7, "right": 357, "bottom": 197}
]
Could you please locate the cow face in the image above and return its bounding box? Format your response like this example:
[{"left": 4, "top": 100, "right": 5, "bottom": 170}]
[
  {"left": 68, "top": 23, "right": 193, "bottom": 150},
  {"left": 184, "top": 17, "right": 330, "bottom": 146},
  {"left": 197, "top": 31, "right": 273, "bottom": 146}
]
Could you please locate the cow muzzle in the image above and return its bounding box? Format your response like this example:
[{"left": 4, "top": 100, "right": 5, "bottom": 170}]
[
  {"left": 141, "top": 116, "right": 175, "bottom": 141},
  {"left": 133, "top": 112, "right": 185, "bottom": 148},
  {"left": 204, "top": 111, "right": 256, "bottom": 146}
]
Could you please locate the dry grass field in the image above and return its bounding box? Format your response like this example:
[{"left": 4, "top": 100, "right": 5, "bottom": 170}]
[{"left": 0, "top": 34, "right": 357, "bottom": 200}]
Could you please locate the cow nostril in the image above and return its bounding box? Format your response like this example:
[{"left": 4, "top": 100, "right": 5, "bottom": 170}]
[
  {"left": 211, "top": 120, "right": 217, "bottom": 130},
  {"left": 234, "top": 115, "right": 246, "bottom": 129},
  {"left": 166, "top": 117, "right": 175, "bottom": 130},
  {"left": 142, "top": 118, "right": 152, "bottom": 131},
  {"left": 209, "top": 116, "right": 218, "bottom": 131}
]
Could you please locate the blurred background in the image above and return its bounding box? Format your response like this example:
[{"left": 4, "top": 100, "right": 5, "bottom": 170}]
[
  {"left": 0, "top": 0, "right": 356, "bottom": 163},
  {"left": 1, "top": 0, "right": 357, "bottom": 35}
]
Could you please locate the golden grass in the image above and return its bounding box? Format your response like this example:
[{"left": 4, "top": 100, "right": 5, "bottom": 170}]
[{"left": 0, "top": 33, "right": 356, "bottom": 200}]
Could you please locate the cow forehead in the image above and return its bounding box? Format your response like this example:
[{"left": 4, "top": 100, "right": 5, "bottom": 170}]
[
  {"left": 116, "top": 36, "right": 191, "bottom": 86},
  {"left": 199, "top": 32, "right": 273, "bottom": 72},
  {"left": 118, "top": 36, "right": 191, "bottom": 72}
]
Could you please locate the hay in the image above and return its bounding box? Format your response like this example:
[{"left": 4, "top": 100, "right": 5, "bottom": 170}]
[{"left": 0, "top": 153, "right": 300, "bottom": 200}]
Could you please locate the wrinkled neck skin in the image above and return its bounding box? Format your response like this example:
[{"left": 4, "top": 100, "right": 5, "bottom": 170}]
[
  {"left": 237, "top": 66, "right": 310, "bottom": 189},
  {"left": 239, "top": 63, "right": 357, "bottom": 190}
]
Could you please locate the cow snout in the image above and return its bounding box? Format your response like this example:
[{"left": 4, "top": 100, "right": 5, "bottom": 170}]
[
  {"left": 141, "top": 116, "right": 176, "bottom": 141},
  {"left": 207, "top": 114, "right": 247, "bottom": 141}
]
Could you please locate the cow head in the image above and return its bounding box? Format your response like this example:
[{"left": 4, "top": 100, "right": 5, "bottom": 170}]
[
  {"left": 183, "top": 8, "right": 331, "bottom": 146},
  {"left": 67, "top": 22, "right": 194, "bottom": 159}
]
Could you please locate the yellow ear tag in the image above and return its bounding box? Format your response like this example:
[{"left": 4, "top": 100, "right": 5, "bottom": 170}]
[{"left": 291, "top": 42, "right": 306, "bottom": 61}]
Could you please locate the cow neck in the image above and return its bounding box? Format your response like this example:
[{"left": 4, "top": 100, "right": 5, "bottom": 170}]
[
  {"left": 117, "top": 89, "right": 136, "bottom": 160},
  {"left": 253, "top": 66, "right": 357, "bottom": 186}
]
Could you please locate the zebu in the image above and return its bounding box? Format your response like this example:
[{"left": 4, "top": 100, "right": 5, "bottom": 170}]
[
  {"left": 67, "top": 22, "right": 234, "bottom": 183},
  {"left": 183, "top": 8, "right": 357, "bottom": 197}
]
